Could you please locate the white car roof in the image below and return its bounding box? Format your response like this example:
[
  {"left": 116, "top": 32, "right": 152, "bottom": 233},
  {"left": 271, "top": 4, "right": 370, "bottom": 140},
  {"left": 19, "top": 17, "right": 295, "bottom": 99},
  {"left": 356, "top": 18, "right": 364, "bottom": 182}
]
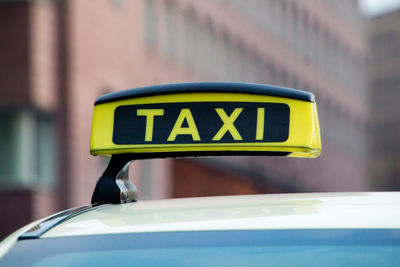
[{"left": 43, "top": 192, "right": 400, "bottom": 238}]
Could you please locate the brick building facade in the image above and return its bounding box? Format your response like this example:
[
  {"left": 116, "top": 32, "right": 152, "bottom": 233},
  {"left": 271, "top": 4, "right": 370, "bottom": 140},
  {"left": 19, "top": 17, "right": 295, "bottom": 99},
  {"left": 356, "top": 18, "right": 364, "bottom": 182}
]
[
  {"left": 368, "top": 8, "right": 400, "bottom": 190},
  {"left": 0, "top": 0, "right": 367, "bottom": 238}
]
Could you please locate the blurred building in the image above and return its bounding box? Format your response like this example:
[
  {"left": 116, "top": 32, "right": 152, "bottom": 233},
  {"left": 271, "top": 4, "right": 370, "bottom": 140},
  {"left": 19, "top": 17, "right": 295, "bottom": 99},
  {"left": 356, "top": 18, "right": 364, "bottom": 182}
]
[
  {"left": 368, "top": 8, "right": 400, "bottom": 190},
  {"left": 0, "top": 0, "right": 368, "bottom": 238}
]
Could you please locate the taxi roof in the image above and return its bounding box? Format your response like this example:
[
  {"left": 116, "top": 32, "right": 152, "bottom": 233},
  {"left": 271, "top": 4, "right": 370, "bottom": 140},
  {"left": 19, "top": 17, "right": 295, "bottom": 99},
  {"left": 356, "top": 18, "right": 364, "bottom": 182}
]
[{"left": 43, "top": 192, "right": 400, "bottom": 238}]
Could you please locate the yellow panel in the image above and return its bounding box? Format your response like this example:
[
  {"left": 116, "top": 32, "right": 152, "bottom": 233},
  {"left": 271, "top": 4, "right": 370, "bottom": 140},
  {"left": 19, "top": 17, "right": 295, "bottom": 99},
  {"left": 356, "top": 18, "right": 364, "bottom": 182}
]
[{"left": 90, "top": 92, "right": 321, "bottom": 158}]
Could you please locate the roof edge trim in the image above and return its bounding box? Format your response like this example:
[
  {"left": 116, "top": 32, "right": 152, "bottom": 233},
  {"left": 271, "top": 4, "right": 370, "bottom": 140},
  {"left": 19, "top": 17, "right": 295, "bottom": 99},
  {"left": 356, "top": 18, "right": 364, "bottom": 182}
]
[{"left": 18, "top": 205, "right": 106, "bottom": 240}]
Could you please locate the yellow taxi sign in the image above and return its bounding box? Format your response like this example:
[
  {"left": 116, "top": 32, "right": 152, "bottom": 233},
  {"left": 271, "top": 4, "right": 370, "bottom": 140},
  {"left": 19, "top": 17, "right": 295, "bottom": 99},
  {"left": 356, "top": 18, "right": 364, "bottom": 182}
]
[{"left": 90, "top": 82, "right": 321, "bottom": 158}]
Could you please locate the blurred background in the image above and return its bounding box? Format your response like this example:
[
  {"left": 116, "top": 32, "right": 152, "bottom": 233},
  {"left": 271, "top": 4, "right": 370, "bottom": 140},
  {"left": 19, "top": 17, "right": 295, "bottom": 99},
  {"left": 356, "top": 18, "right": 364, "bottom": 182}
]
[{"left": 0, "top": 0, "right": 399, "bottom": 239}]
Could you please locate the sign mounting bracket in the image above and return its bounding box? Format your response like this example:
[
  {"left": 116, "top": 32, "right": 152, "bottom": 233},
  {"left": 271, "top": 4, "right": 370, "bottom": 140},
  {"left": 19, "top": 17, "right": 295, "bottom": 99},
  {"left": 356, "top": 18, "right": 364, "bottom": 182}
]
[{"left": 91, "top": 154, "right": 138, "bottom": 205}]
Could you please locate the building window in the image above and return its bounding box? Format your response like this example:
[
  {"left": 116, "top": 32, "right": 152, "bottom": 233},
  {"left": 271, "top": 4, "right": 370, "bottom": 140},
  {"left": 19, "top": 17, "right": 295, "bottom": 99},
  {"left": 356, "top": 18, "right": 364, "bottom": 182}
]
[
  {"left": 234, "top": 42, "right": 245, "bottom": 81},
  {"left": 291, "top": 4, "right": 298, "bottom": 49},
  {"left": 222, "top": 32, "right": 232, "bottom": 81},
  {"left": 36, "top": 114, "right": 56, "bottom": 185},
  {"left": 269, "top": 63, "right": 276, "bottom": 84},
  {"left": 255, "top": 56, "right": 264, "bottom": 83},
  {"left": 0, "top": 110, "right": 55, "bottom": 189},
  {"left": 144, "top": 0, "right": 157, "bottom": 47},
  {"left": 164, "top": 0, "right": 176, "bottom": 57},
  {"left": 216, "top": 31, "right": 228, "bottom": 80},
  {"left": 183, "top": 7, "right": 197, "bottom": 67},
  {"left": 281, "top": 0, "right": 287, "bottom": 43},
  {"left": 110, "top": 0, "right": 124, "bottom": 9},
  {"left": 204, "top": 20, "right": 215, "bottom": 77}
]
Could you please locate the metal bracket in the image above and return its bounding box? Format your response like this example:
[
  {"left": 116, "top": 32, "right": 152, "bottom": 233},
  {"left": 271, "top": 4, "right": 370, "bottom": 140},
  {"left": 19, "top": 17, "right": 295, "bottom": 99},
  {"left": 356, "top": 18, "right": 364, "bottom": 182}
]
[{"left": 91, "top": 154, "right": 138, "bottom": 205}]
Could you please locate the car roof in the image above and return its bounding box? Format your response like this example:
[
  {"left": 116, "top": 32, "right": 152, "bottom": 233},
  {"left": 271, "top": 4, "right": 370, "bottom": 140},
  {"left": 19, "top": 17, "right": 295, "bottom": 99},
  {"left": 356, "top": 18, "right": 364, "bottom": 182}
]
[{"left": 42, "top": 192, "right": 400, "bottom": 238}]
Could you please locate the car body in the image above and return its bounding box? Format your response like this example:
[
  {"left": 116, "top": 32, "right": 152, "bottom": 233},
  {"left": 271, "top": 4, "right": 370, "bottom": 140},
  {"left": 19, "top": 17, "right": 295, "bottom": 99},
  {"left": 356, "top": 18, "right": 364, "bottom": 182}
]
[
  {"left": 1, "top": 192, "right": 400, "bottom": 266},
  {"left": 1, "top": 83, "right": 399, "bottom": 265}
]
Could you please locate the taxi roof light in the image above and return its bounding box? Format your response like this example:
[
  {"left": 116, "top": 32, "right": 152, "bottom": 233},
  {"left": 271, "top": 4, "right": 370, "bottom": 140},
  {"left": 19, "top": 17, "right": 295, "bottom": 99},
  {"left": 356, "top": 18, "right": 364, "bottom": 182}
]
[{"left": 90, "top": 82, "right": 321, "bottom": 204}]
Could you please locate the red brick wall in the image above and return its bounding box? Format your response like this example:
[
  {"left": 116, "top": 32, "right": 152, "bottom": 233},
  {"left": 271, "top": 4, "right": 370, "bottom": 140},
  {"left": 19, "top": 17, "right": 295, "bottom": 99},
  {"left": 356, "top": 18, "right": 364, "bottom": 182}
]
[
  {"left": 0, "top": 3, "right": 31, "bottom": 107},
  {"left": 0, "top": 190, "right": 32, "bottom": 239},
  {"left": 172, "top": 159, "right": 285, "bottom": 198}
]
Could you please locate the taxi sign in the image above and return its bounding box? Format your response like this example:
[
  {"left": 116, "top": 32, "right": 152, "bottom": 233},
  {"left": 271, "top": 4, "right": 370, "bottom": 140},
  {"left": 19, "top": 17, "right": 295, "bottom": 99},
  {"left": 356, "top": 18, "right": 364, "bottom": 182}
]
[{"left": 90, "top": 82, "right": 321, "bottom": 159}]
